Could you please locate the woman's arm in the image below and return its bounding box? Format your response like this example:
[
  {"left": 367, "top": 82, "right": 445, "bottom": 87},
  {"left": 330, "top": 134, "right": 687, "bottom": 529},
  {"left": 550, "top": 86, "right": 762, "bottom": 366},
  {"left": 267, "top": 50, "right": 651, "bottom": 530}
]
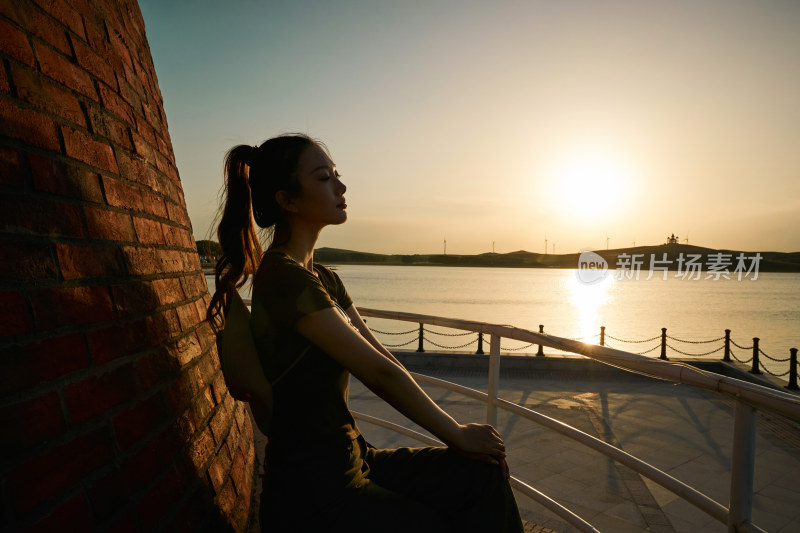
[
  {"left": 344, "top": 304, "right": 405, "bottom": 367},
  {"left": 296, "top": 306, "right": 506, "bottom": 459}
]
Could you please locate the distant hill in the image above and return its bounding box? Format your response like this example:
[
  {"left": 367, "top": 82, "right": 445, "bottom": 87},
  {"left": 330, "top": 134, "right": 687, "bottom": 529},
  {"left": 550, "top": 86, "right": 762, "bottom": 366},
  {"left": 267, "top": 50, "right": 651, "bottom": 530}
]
[{"left": 315, "top": 245, "right": 800, "bottom": 272}]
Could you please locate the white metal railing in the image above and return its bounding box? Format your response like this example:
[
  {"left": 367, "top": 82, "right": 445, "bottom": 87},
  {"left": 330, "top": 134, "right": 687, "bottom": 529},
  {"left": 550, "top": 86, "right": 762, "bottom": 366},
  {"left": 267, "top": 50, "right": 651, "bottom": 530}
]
[{"left": 355, "top": 307, "right": 800, "bottom": 533}]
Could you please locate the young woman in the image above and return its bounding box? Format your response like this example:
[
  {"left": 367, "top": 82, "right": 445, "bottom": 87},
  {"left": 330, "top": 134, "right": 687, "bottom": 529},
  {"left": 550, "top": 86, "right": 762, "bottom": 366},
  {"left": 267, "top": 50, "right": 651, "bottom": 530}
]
[{"left": 207, "top": 134, "right": 523, "bottom": 532}]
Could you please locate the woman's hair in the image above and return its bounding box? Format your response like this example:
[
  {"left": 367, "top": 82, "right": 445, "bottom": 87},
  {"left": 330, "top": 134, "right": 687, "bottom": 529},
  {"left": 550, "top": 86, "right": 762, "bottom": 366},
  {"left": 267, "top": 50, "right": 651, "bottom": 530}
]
[{"left": 206, "top": 133, "right": 318, "bottom": 330}]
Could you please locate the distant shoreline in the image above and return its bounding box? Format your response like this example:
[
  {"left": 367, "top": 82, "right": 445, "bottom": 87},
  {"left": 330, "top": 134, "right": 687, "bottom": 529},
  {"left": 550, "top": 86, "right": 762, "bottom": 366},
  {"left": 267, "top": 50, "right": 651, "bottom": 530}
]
[{"left": 199, "top": 243, "right": 800, "bottom": 273}]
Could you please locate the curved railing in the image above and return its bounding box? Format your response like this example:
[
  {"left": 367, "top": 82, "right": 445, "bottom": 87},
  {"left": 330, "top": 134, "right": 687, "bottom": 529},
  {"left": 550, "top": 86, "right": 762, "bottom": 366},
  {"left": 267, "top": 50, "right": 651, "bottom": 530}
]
[{"left": 354, "top": 308, "right": 800, "bottom": 533}]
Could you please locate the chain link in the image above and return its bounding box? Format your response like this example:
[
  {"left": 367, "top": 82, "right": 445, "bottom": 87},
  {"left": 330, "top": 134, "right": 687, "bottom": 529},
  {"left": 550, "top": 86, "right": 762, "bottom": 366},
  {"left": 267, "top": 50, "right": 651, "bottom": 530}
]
[
  {"left": 380, "top": 338, "right": 419, "bottom": 348},
  {"left": 605, "top": 333, "right": 662, "bottom": 344},
  {"left": 423, "top": 327, "right": 474, "bottom": 337},
  {"left": 760, "top": 364, "right": 791, "bottom": 378},
  {"left": 422, "top": 335, "right": 479, "bottom": 350},
  {"left": 369, "top": 327, "right": 418, "bottom": 336},
  {"left": 666, "top": 343, "right": 725, "bottom": 357},
  {"left": 758, "top": 348, "right": 790, "bottom": 363},
  {"left": 500, "top": 342, "right": 537, "bottom": 351},
  {"left": 729, "top": 347, "right": 753, "bottom": 365},
  {"left": 635, "top": 344, "right": 662, "bottom": 355},
  {"left": 667, "top": 335, "right": 726, "bottom": 344},
  {"left": 730, "top": 338, "right": 753, "bottom": 350}
]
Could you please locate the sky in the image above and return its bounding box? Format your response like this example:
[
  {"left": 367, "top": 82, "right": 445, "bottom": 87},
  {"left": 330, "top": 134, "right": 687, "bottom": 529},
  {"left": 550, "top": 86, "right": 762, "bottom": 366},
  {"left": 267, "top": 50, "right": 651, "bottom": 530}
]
[{"left": 138, "top": 0, "right": 800, "bottom": 255}]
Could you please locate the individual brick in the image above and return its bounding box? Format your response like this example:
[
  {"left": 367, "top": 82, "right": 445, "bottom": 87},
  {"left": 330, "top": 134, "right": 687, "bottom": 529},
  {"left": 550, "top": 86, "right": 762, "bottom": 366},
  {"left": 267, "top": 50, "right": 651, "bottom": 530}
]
[
  {"left": 30, "top": 285, "right": 115, "bottom": 330},
  {"left": 84, "top": 206, "right": 136, "bottom": 242},
  {"left": 29, "top": 153, "right": 104, "bottom": 202},
  {"left": 0, "top": 239, "right": 59, "bottom": 282},
  {"left": 61, "top": 125, "right": 118, "bottom": 174},
  {"left": 72, "top": 35, "right": 116, "bottom": 88},
  {"left": 112, "top": 392, "right": 167, "bottom": 450},
  {"left": 0, "top": 145, "right": 29, "bottom": 187},
  {"left": 0, "top": 391, "right": 65, "bottom": 456},
  {"left": 132, "top": 215, "right": 164, "bottom": 245},
  {"left": 0, "top": 18, "right": 36, "bottom": 66},
  {"left": 0, "top": 99, "right": 60, "bottom": 151},
  {"left": 9, "top": 428, "right": 114, "bottom": 516},
  {"left": 0, "top": 193, "right": 86, "bottom": 237},
  {"left": 0, "top": 331, "right": 89, "bottom": 395},
  {"left": 35, "top": 42, "right": 97, "bottom": 100},
  {"left": 56, "top": 241, "right": 125, "bottom": 279},
  {"left": 11, "top": 62, "right": 86, "bottom": 126},
  {"left": 64, "top": 361, "right": 141, "bottom": 424}
]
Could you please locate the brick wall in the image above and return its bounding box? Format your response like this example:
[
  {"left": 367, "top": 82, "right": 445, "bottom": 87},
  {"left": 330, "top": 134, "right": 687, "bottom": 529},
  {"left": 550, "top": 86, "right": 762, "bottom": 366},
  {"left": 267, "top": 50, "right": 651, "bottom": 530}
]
[{"left": 0, "top": 1, "right": 256, "bottom": 531}]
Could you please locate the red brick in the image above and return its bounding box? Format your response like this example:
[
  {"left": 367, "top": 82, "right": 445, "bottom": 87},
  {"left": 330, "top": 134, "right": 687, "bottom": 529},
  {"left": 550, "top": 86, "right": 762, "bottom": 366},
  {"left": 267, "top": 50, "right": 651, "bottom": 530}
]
[
  {"left": 168, "top": 331, "right": 202, "bottom": 367},
  {"left": 0, "top": 239, "right": 58, "bottom": 282},
  {"left": 215, "top": 477, "right": 237, "bottom": 517},
  {"left": 131, "top": 129, "right": 155, "bottom": 164},
  {"left": 108, "top": 27, "right": 133, "bottom": 70},
  {"left": 162, "top": 223, "right": 192, "bottom": 249},
  {"left": 208, "top": 405, "right": 230, "bottom": 448},
  {"left": 121, "top": 246, "right": 184, "bottom": 276},
  {"left": 136, "top": 347, "right": 180, "bottom": 390},
  {"left": 29, "top": 153, "right": 104, "bottom": 202},
  {"left": 137, "top": 465, "right": 190, "bottom": 531},
  {"left": 164, "top": 371, "right": 198, "bottom": 413},
  {"left": 61, "top": 125, "right": 118, "bottom": 173},
  {"left": 10, "top": 428, "right": 114, "bottom": 515},
  {"left": 0, "top": 61, "right": 10, "bottom": 94},
  {"left": 0, "top": 192, "right": 86, "bottom": 238},
  {"left": 150, "top": 277, "right": 185, "bottom": 306},
  {"left": 35, "top": 43, "right": 97, "bottom": 100},
  {"left": 26, "top": 492, "right": 93, "bottom": 533},
  {"left": 72, "top": 35, "right": 116, "bottom": 88},
  {"left": 85, "top": 467, "right": 131, "bottom": 523},
  {"left": 175, "top": 302, "right": 201, "bottom": 332},
  {"left": 113, "top": 392, "right": 166, "bottom": 450},
  {"left": 56, "top": 242, "right": 124, "bottom": 279},
  {"left": 116, "top": 151, "right": 158, "bottom": 192},
  {"left": 30, "top": 285, "right": 114, "bottom": 330},
  {"left": 102, "top": 175, "right": 143, "bottom": 210},
  {"left": 98, "top": 83, "right": 134, "bottom": 124},
  {"left": 120, "top": 429, "right": 182, "bottom": 494},
  {"left": 0, "top": 291, "right": 31, "bottom": 337},
  {"left": 0, "top": 392, "right": 65, "bottom": 455},
  {"left": 0, "top": 99, "right": 60, "bottom": 151},
  {"left": 132, "top": 215, "right": 164, "bottom": 244},
  {"left": 86, "top": 104, "right": 133, "bottom": 151},
  {"left": 0, "top": 145, "right": 27, "bottom": 186},
  {"left": 0, "top": 332, "right": 88, "bottom": 395},
  {"left": 84, "top": 206, "right": 136, "bottom": 242},
  {"left": 181, "top": 272, "right": 210, "bottom": 300},
  {"left": 135, "top": 112, "right": 157, "bottom": 146},
  {"left": 20, "top": 6, "right": 72, "bottom": 55},
  {"left": 0, "top": 19, "right": 36, "bottom": 66},
  {"left": 141, "top": 190, "right": 168, "bottom": 218},
  {"left": 187, "top": 426, "right": 215, "bottom": 473},
  {"left": 166, "top": 201, "right": 190, "bottom": 228},
  {"left": 154, "top": 150, "right": 178, "bottom": 183},
  {"left": 206, "top": 441, "right": 232, "bottom": 493},
  {"left": 32, "top": 0, "right": 85, "bottom": 38},
  {"left": 144, "top": 307, "right": 182, "bottom": 342},
  {"left": 11, "top": 62, "right": 86, "bottom": 126},
  {"left": 86, "top": 319, "right": 151, "bottom": 365},
  {"left": 64, "top": 362, "right": 140, "bottom": 423},
  {"left": 230, "top": 446, "right": 246, "bottom": 495},
  {"left": 109, "top": 280, "right": 160, "bottom": 317}
]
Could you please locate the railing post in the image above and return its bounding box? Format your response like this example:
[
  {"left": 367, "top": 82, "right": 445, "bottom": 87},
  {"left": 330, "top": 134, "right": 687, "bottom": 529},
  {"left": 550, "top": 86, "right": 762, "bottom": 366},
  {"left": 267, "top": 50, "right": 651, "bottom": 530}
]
[
  {"left": 536, "top": 325, "right": 545, "bottom": 356},
  {"left": 416, "top": 323, "right": 424, "bottom": 352},
  {"left": 787, "top": 348, "right": 799, "bottom": 391},
  {"left": 728, "top": 400, "right": 757, "bottom": 532},
  {"left": 750, "top": 338, "right": 761, "bottom": 374},
  {"left": 723, "top": 329, "right": 731, "bottom": 362},
  {"left": 660, "top": 328, "right": 668, "bottom": 360},
  {"left": 600, "top": 326, "right": 605, "bottom": 347},
  {"left": 487, "top": 334, "right": 500, "bottom": 427},
  {"left": 475, "top": 332, "right": 484, "bottom": 355}
]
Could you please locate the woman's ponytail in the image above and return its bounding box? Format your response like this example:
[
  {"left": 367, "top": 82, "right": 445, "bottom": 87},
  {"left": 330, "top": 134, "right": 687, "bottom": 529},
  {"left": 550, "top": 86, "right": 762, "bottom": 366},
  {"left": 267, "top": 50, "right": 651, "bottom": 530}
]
[{"left": 206, "top": 144, "right": 263, "bottom": 331}]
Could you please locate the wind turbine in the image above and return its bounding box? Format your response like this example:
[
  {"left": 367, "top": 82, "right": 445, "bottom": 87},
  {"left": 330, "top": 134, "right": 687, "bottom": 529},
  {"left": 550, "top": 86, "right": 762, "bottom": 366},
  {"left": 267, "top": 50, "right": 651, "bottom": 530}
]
[
  {"left": 544, "top": 236, "right": 548, "bottom": 255},
  {"left": 684, "top": 231, "right": 689, "bottom": 245},
  {"left": 606, "top": 235, "right": 610, "bottom": 250}
]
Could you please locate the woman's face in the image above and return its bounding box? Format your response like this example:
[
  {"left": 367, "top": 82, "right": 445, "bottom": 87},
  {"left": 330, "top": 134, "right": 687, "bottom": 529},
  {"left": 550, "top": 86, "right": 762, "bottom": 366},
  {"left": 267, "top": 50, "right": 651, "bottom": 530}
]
[{"left": 284, "top": 143, "right": 347, "bottom": 227}]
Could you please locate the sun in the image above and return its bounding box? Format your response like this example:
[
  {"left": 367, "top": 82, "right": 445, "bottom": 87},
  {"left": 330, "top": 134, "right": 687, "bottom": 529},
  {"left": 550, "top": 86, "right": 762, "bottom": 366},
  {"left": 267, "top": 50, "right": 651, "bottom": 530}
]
[{"left": 546, "top": 150, "right": 632, "bottom": 219}]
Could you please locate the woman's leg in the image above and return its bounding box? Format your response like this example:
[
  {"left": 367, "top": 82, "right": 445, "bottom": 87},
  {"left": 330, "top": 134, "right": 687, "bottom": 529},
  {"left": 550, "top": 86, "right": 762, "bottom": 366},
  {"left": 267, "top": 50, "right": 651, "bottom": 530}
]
[{"left": 363, "top": 437, "right": 524, "bottom": 533}]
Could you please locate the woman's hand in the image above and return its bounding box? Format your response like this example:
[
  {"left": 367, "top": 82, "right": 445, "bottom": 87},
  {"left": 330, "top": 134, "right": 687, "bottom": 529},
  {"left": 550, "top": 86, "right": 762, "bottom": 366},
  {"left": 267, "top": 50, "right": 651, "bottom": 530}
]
[{"left": 447, "top": 423, "right": 510, "bottom": 479}]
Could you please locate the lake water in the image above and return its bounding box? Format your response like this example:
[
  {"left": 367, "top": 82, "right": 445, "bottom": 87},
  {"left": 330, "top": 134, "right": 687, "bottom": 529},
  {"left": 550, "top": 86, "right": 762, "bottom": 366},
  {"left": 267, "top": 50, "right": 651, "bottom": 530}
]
[{"left": 207, "top": 265, "right": 800, "bottom": 379}]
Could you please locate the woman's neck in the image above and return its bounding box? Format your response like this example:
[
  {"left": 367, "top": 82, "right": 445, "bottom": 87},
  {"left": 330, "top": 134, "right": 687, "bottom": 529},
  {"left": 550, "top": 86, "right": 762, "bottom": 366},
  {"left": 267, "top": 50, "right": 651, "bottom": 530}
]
[{"left": 272, "top": 223, "right": 321, "bottom": 271}]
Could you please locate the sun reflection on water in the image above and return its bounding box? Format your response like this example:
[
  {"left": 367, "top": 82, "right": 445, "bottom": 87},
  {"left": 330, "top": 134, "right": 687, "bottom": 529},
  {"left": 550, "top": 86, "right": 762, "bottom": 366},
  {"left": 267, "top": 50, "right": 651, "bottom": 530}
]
[{"left": 567, "top": 272, "right": 613, "bottom": 341}]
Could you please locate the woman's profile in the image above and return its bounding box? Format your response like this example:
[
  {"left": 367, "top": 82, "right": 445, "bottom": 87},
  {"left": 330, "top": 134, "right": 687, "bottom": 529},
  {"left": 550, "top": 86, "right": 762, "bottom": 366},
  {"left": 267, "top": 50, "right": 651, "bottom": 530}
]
[{"left": 207, "top": 134, "right": 524, "bottom": 532}]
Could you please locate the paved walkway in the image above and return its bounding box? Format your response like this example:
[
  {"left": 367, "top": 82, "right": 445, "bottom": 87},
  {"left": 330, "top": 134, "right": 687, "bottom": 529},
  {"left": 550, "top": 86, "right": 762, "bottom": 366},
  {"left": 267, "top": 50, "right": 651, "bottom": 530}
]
[{"left": 249, "top": 365, "right": 800, "bottom": 532}]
